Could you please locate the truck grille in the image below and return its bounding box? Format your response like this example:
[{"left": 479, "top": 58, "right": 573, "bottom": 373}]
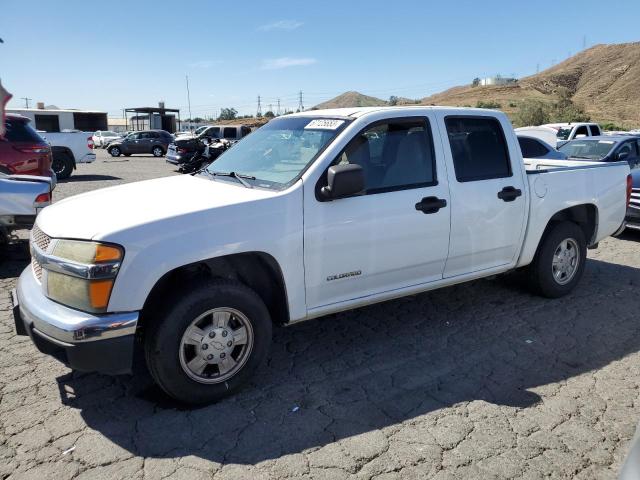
[
  {"left": 30, "top": 224, "right": 51, "bottom": 282},
  {"left": 631, "top": 188, "right": 640, "bottom": 209}
]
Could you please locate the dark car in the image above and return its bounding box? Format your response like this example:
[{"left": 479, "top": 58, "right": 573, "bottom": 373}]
[
  {"left": 558, "top": 135, "right": 640, "bottom": 168},
  {"left": 107, "top": 130, "right": 173, "bottom": 158},
  {"left": 0, "top": 115, "right": 54, "bottom": 178},
  {"left": 166, "top": 125, "right": 251, "bottom": 165},
  {"left": 621, "top": 168, "right": 640, "bottom": 233},
  {"left": 517, "top": 135, "right": 567, "bottom": 160}
]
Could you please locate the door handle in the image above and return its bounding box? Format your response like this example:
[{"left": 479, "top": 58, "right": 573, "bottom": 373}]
[
  {"left": 497, "top": 186, "right": 522, "bottom": 202},
  {"left": 415, "top": 196, "right": 447, "bottom": 214}
]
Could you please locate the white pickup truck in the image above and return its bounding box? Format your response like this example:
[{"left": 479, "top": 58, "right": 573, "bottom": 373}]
[
  {"left": 13, "top": 107, "right": 631, "bottom": 405},
  {"left": 39, "top": 131, "right": 96, "bottom": 179}
]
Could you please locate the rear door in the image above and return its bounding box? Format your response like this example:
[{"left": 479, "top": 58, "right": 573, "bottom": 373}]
[{"left": 439, "top": 114, "right": 527, "bottom": 277}]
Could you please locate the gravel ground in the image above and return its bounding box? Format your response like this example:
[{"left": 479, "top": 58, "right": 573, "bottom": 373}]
[{"left": 1, "top": 150, "right": 640, "bottom": 479}]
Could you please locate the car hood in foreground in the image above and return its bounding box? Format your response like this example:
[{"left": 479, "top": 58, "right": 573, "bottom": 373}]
[{"left": 36, "top": 174, "right": 279, "bottom": 241}]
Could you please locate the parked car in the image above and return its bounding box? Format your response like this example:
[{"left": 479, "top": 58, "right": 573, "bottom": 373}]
[
  {"left": 517, "top": 135, "right": 567, "bottom": 160},
  {"left": 13, "top": 107, "right": 630, "bottom": 405},
  {"left": 166, "top": 125, "right": 251, "bottom": 164},
  {"left": 174, "top": 126, "right": 208, "bottom": 140},
  {"left": 40, "top": 131, "right": 96, "bottom": 179},
  {"left": 615, "top": 168, "right": 640, "bottom": 235},
  {"left": 0, "top": 115, "right": 54, "bottom": 178},
  {"left": 92, "top": 130, "right": 122, "bottom": 148},
  {"left": 0, "top": 173, "right": 53, "bottom": 239},
  {"left": 107, "top": 130, "right": 173, "bottom": 157},
  {"left": 558, "top": 135, "right": 640, "bottom": 168}
]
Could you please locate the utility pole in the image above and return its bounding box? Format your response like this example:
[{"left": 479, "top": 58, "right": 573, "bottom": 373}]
[
  {"left": 185, "top": 75, "right": 192, "bottom": 129},
  {"left": 268, "top": 103, "right": 273, "bottom": 115},
  {"left": 277, "top": 98, "right": 281, "bottom": 116},
  {"left": 256, "top": 95, "right": 262, "bottom": 117},
  {"left": 536, "top": 63, "right": 540, "bottom": 74},
  {"left": 582, "top": 35, "right": 587, "bottom": 50},
  {"left": 21, "top": 97, "right": 32, "bottom": 108},
  {"left": 297, "top": 90, "right": 304, "bottom": 111}
]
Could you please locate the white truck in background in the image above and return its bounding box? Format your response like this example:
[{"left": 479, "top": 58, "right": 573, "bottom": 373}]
[
  {"left": 517, "top": 123, "right": 602, "bottom": 149},
  {"left": 39, "top": 131, "right": 96, "bottom": 179},
  {"left": 13, "top": 106, "right": 631, "bottom": 405}
]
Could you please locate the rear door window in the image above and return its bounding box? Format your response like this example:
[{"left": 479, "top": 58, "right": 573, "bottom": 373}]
[
  {"left": 445, "top": 116, "right": 512, "bottom": 182},
  {"left": 574, "top": 125, "right": 589, "bottom": 137},
  {"left": 5, "top": 119, "right": 44, "bottom": 142},
  {"left": 223, "top": 127, "right": 237, "bottom": 139},
  {"left": 589, "top": 125, "right": 601, "bottom": 136},
  {"left": 518, "top": 137, "right": 549, "bottom": 158}
]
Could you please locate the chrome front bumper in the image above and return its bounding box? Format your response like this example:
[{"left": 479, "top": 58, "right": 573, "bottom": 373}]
[{"left": 14, "top": 267, "right": 139, "bottom": 374}]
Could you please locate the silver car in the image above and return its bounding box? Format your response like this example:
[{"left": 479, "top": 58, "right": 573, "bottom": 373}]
[{"left": 0, "top": 173, "right": 53, "bottom": 238}]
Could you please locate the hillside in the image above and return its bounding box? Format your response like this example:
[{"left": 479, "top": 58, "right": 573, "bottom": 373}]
[
  {"left": 314, "top": 91, "right": 387, "bottom": 109},
  {"left": 422, "top": 42, "right": 640, "bottom": 126}
]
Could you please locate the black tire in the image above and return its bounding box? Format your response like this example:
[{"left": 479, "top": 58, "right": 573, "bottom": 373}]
[
  {"left": 109, "top": 146, "right": 121, "bottom": 157},
  {"left": 527, "top": 221, "right": 587, "bottom": 298},
  {"left": 152, "top": 146, "right": 165, "bottom": 157},
  {"left": 52, "top": 152, "right": 74, "bottom": 179},
  {"left": 144, "top": 279, "right": 272, "bottom": 405}
]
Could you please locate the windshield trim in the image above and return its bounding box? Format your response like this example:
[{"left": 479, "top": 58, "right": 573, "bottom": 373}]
[{"left": 205, "top": 116, "right": 354, "bottom": 191}]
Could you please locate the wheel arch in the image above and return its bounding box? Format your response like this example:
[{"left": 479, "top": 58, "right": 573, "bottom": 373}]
[
  {"left": 545, "top": 203, "right": 598, "bottom": 246},
  {"left": 139, "top": 251, "right": 290, "bottom": 331},
  {"left": 51, "top": 146, "right": 76, "bottom": 168}
]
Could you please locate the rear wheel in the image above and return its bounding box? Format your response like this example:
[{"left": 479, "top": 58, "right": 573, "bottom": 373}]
[
  {"left": 152, "top": 146, "right": 164, "bottom": 157},
  {"left": 144, "top": 280, "right": 272, "bottom": 405},
  {"left": 52, "top": 152, "right": 74, "bottom": 179},
  {"left": 527, "top": 221, "right": 586, "bottom": 298},
  {"left": 109, "top": 146, "right": 121, "bottom": 157}
]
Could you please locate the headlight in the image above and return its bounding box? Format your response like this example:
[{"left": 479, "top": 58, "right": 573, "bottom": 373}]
[{"left": 45, "top": 240, "right": 124, "bottom": 313}]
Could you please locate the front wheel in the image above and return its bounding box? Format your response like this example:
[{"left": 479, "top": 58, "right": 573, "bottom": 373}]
[
  {"left": 144, "top": 280, "right": 272, "bottom": 405},
  {"left": 109, "top": 146, "right": 121, "bottom": 157},
  {"left": 527, "top": 221, "right": 587, "bottom": 298}
]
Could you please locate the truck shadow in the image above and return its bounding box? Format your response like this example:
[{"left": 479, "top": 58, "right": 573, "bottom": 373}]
[
  {"left": 59, "top": 174, "right": 121, "bottom": 183},
  {"left": 56, "top": 257, "right": 640, "bottom": 465}
]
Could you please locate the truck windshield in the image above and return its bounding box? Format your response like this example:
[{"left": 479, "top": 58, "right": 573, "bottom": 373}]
[
  {"left": 556, "top": 128, "right": 572, "bottom": 140},
  {"left": 205, "top": 116, "right": 349, "bottom": 189},
  {"left": 558, "top": 139, "right": 615, "bottom": 160}
]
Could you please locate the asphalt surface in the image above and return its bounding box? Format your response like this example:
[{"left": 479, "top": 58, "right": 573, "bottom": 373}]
[{"left": 1, "top": 150, "right": 640, "bottom": 479}]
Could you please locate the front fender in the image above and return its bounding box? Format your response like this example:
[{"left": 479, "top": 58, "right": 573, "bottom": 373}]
[{"left": 104, "top": 188, "right": 306, "bottom": 321}]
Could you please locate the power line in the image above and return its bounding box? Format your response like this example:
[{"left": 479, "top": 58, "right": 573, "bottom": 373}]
[
  {"left": 185, "top": 75, "right": 192, "bottom": 122},
  {"left": 21, "top": 97, "right": 32, "bottom": 108},
  {"left": 298, "top": 91, "right": 304, "bottom": 111},
  {"left": 256, "top": 95, "right": 262, "bottom": 117},
  {"left": 277, "top": 98, "right": 281, "bottom": 116}
]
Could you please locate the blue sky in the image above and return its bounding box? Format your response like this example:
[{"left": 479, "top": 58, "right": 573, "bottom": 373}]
[{"left": 1, "top": 0, "right": 639, "bottom": 118}]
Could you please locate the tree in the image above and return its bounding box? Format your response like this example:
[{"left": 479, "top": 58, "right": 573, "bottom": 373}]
[
  {"left": 472, "top": 77, "right": 481, "bottom": 87},
  {"left": 514, "top": 99, "right": 550, "bottom": 127},
  {"left": 388, "top": 95, "right": 398, "bottom": 106},
  {"left": 217, "top": 108, "right": 238, "bottom": 121},
  {"left": 264, "top": 111, "right": 275, "bottom": 118}
]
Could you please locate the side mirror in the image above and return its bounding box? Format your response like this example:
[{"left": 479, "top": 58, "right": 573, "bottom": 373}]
[
  {"left": 320, "top": 164, "right": 365, "bottom": 200},
  {"left": 617, "top": 150, "right": 630, "bottom": 161}
]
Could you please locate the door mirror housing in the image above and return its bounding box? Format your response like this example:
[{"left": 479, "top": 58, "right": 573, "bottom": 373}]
[{"left": 320, "top": 164, "right": 365, "bottom": 200}]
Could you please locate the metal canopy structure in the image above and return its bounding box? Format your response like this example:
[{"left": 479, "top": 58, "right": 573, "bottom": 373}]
[{"left": 124, "top": 104, "right": 181, "bottom": 133}]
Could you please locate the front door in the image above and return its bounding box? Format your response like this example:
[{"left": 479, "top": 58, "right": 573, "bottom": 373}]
[
  {"left": 437, "top": 114, "right": 527, "bottom": 278},
  {"left": 303, "top": 116, "right": 451, "bottom": 310}
]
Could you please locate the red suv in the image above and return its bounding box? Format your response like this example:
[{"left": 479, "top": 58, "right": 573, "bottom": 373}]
[{"left": 0, "top": 115, "right": 54, "bottom": 177}]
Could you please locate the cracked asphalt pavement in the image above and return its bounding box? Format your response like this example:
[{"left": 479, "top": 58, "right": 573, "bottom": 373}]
[{"left": 1, "top": 151, "right": 640, "bottom": 479}]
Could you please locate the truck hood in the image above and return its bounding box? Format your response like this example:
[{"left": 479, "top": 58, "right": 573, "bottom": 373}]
[{"left": 36, "top": 174, "right": 278, "bottom": 240}]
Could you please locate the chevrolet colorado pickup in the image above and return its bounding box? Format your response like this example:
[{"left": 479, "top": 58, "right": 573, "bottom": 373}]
[{"left": 13, "top": 107, "right": 631, "bottom": 405}]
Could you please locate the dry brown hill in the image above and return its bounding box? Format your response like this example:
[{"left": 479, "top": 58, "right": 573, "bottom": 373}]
[
  {"left": 422, "top": 42, "right": 640, "bottom": 127},
  {"left": 314, "top": 91, "right": 387, "bottom": 109}
]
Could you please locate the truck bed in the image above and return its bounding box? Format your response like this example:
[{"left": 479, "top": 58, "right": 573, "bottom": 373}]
[{"left": 517, "top": 159, "right": 629, "bottom": 267}]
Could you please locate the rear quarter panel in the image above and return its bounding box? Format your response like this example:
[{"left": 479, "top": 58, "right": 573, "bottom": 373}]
[{"left": 517, "top": 161, "right": 629, "bottom": 267}]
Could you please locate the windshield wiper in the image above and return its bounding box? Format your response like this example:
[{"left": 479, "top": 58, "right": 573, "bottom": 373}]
[{"left": 211, "top": 171, "right": 255, "bottom": 188}]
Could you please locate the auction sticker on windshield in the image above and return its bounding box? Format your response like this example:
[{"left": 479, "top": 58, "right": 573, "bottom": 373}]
[{"left": 305, "top": 119, "right": 345, "bottom": 130}]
